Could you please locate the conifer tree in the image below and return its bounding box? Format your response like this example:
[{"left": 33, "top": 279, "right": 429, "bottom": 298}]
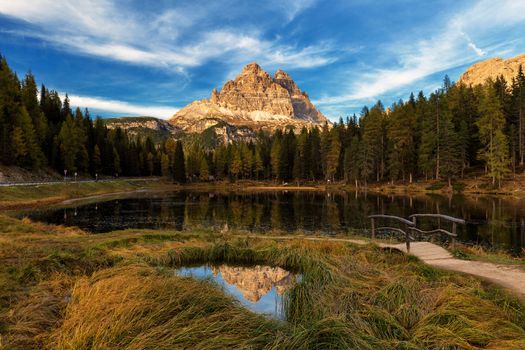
[
  {"left": 113, "top": 147, "right": 121, "bottom": 175},
  {"left": 199, "top": 157, "right": 209, "bottom": 181},
  {"left": 57, "top": 115, "right": 77, "bottom": 172},
  {"left": 161, "top": 153, "right": 170, "bottom": 177},
  {"left": 93, "top": 144, "right": 102, "bottom": 175},
  {"left": 253, "top": 146, "right": 264, "bottom": 180},
  {"left": 21, "top": 72, "right": 48, "bottom": 147},
  {"left": 173, "top": 141, "right": 186, "bottom": 183},
  {"left": 361, "top": 102, "right": 385, "bottom": 181},
  {"left": 230, "top": 147, "right": 242, "bottom": 180},
  {"left": 476, "top": 83, "right": 510, "bottom": 187},
  {"left": 326, "top": 128, "right": 341, "bottom": 181},
  {"left": 270, "top": 133, "right": 281, "bottom": 180}
]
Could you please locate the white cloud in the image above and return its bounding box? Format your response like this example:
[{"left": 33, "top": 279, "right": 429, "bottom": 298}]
[
  {"left": 64, "top": 94, "right": 178, "bottom": 119},
  {"left": 274, "top": 0, "right": 317, "bottom": 22},
  {"left": 0, "top": 0, "right": 334, "bottom": 71},
  {"left": 316, "top": 0, "right": 525, "bottom": 108}
]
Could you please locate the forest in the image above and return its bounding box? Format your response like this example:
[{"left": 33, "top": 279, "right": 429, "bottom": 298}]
[{"left": 1, "top": 53, "right": 525, "bottom": 187}]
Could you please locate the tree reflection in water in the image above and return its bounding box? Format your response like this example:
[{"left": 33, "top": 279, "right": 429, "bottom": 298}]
[{"left": 25, "top": 190, "right": 525, "bottom": 254}]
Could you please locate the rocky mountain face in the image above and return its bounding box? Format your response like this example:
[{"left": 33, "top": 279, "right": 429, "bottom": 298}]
[
  {"left": 459, "top": 53, "right": 525, "bottom": 86},
  {"left": 170, "top": 63, "right": 329, "bottom": 133}
]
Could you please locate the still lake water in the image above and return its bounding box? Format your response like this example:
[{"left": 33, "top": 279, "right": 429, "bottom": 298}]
[{"left": 22, "top": 190, "right": 525, "bottom": 253}]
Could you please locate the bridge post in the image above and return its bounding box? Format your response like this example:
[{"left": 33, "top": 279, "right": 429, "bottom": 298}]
[{"left": 405, "top": 224, "right": 410, "bottom": 253}]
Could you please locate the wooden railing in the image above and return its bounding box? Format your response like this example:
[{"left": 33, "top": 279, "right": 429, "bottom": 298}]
[{"left": 369, "top": 213, "right": 465, "bottom": 252}]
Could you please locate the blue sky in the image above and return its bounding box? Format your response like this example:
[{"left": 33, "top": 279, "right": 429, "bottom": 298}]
[{"left": 1, "top": 0, "right": 525, "bottom": 121}]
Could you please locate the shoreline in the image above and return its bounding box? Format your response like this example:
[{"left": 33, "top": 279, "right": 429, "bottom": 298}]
[{"left": 3, "top": 178, "right": 525, "bottom": 211}]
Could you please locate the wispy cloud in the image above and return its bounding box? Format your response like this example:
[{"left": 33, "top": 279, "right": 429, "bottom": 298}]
[
  {"left": 0, "top": 0, "right": 333, "bottom": 72},
  {"left": 316, "top": 0, "right": 525, "bottom": 108},
  {"left": 63, "top": 94, "right": 178, "bottom": 119},
  {"left": 273, "top": 0, "right": 317, "bottom": 23}
]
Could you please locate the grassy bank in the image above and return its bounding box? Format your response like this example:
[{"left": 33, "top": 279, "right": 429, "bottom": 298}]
[
  {"left": 0, "top": 214, "right": 524, "bottom": 349},
  {"left": 0, "top": 179, "right": 174, "bottom": 209}
]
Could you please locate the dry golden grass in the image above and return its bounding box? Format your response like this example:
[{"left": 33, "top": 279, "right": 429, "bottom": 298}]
[{"left": 0, "top": 214, "right": 524, "bottom": 349}]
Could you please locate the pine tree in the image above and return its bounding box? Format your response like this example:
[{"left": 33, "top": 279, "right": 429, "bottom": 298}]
[
  {"left": 320, "top": 122, "right": 330, "bottom": 178},
  {"left": 439, "top": 116, "right": 462, "bottom": 187},
  {"left": 270, "top": 133, "right": 281, "bottom": 180},
  {"left": 113, "top": 147, "right": 121, "bottom": 175},
  {"left": 253, "top": 146, "right": 264, "bottom": 180},
  {"left": 146, "top": 152, "right": 154, "bottom": 176},
  {"left": 387, "top": 101, "right": 416, "bottom": 182},
  {"left": 21, "top": 72, "right": 48, "bottom": 147},
  {"left": 361, "top": 102, "right": 385, "bottom": 182},
  {"left": 326, "top": 128, "right": 341, "bottom": 181},
  {"left": 57, "top": 115, "right": 77, "bottom": 172},
  {"left": 73, "top": 108, "right": 89, "bottom": 172},
  {"left": 173, "top": 141, "right": 186, "bottom": 183},
  {"left": 93, "top": 145, "right": 102, "bottom": 175},
  {"left": 344, "top": 137, "right": 361, "bottom": 186},
  {"left": 11, "top": 127, "right": 27, "bottom": 165},
  {"left": 61, "top": 93, "right": 72, "bottom": 120},
  {"left": 476, "top": 83, "right": 510, "bottom": 187},
  {"left": 0, "top": 55, "right": 22, "bottom": 165},
  {"left": 230, "top": 147, "right": 242, "bottom": 180},
  {"left": 199, "top": 157, "right": 209, "bottom": 181},
  {"left": 309, "top": 128, "right": 322, "bottom": 180},
  {"left": 161, "top": 153, "right": 170, "bottom": 177},
  {"left": 240, "top": 143, "right": 253, "bottom": 178},
  {"left": 14, "top": 106, "right": 45, "bottom": 168}
]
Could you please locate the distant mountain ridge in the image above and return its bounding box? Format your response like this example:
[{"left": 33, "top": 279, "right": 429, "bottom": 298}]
[
  {"left": 169, "top": 62, "right": 329, "bottom": 133},
  {"left": 104, "top": 116, "right": 182, "bottom": 143},
  {"left": 459, "top": 53, "right": 525, "bottom": 86},
  {"left": 103, "top": 116, "right": 257, "bottom": 146}
]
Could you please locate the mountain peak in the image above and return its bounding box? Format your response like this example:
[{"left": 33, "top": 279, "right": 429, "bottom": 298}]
[
  {"left": 274, "top": 68, "right": 292, "bottom": 80},
  {"left": 241, "top": 62, "right": 266, "bottom": 76},
  {"left": 460, "top": 53, "right": 525, "bottom": 86},
  {"left": 170, "top": 63, "right": 329, "bottom": 133}
]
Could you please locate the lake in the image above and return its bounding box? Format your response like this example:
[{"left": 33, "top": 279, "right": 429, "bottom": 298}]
[{"left": 21, "top": 190, "right": 525, "bottom": 254}]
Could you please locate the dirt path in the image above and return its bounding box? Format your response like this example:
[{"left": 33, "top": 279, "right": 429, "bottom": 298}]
[{"left": 246, "top": 235, "right": 525, "bottom": 300}]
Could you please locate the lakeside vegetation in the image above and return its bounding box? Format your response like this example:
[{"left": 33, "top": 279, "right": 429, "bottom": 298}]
[
  {"left": 0, "top": 179, "right": 171, "bottom": 209},
  {"left": 0, "top": 212, "right": 524, "bottom": 349},
  {"left": 3, "top": 53, "right": 525, "bottom": 190}
]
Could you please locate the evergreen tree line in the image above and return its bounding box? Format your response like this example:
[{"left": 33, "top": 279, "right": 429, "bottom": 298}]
[
  {"left": 2, "top": 53, "right": 525, "bottom": 187},
  {"left": 0, "top": 55, "right": 177, "bottom": 177},
  {"left": 181, "top": 71, "right": 525, "bottom": 188}
]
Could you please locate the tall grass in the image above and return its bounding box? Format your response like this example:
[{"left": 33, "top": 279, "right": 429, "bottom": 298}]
[{"left": 1, "top": 215, "right": 524, "bottom": 349}]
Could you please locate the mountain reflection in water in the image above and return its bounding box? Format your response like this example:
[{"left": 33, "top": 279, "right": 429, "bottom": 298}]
[{"left": 177, "top": 264, "right": 298, "bottom": 319}]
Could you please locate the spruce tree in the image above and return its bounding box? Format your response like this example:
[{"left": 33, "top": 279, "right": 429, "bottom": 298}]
[
  {"left": 230, "top": 147, "right": 242, "bottom": 180},
  {"left": 476, "top": 83, "right": 510, "bottom": 187},
  {"left": 57, "top": 115, "right": 77, "bottom": 172},
  {"left": 173, "top": 140, "right": 186, "bottom": 183},
  {"left": 21, "top": 72, "right": 48, "bottom": 147},
  {"left": 270, "top": 133, "right": 281, "bottom": 180},
  {"left": 253, "top": 146, "right": 264, "bottom": 180},
  {"left": 361, "top": 102, "right": 385, "bottom": 182},
  {"left": 161, "top": 153, "right": 170, "bottom": 177},
  {"left": 93, "top": 144, "right": 102, "bottom": 175},
  {"left": 199, "top": 157, "right": 209, "bottom": 181},
  {"left": 326, "top": 128, "right": 341, "bottom": 181}
]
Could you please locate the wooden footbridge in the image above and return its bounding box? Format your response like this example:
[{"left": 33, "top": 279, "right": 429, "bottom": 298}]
[{"left": 368, "top": 213, "right": 466, "bottom": 253}]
